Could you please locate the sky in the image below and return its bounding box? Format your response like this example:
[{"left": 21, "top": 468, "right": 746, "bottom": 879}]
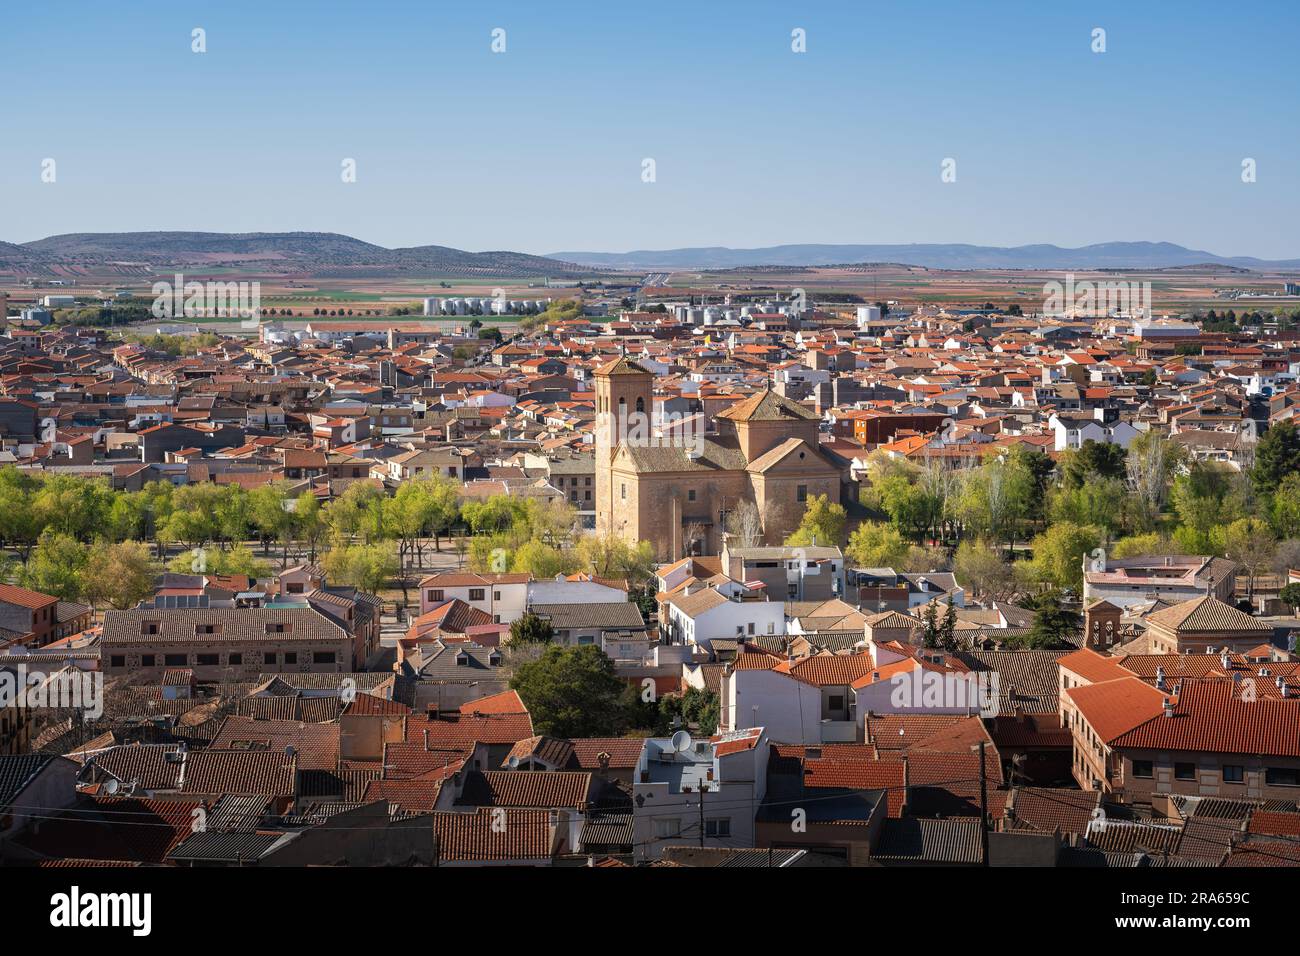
[{"left": 2, "top": 0, "right": 1298, "bottom": 258}]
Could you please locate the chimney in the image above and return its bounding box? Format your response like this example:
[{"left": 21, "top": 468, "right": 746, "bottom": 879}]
[
  {"left": 900, "top": 755, "right": 910, "bottom": 817},
  {"left": 1155, "top": 665, "right": 1166, "bottom": 690},
  {"left": 1162, "top": 697, "right": 1174, "bottom": 718},
  {"left": 423, "top": 729, "right": 430, "bottom": 751}
]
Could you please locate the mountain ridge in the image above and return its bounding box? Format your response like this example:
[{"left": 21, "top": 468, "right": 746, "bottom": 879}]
[
  {"left": 546, "top": 241, "right": 1300, "bottom": 271},
  {"left": 2, "top": 231, "right": 590, "bottom": 277}
]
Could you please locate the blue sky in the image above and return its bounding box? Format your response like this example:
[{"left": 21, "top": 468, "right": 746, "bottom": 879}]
[{"left": 2, "top": 0, "right": 1297, "bottom": 257}]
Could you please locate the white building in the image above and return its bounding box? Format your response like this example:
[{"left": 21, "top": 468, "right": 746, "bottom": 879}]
[{"left": 631, "top": 728, "right": 768, "bottom": 862}]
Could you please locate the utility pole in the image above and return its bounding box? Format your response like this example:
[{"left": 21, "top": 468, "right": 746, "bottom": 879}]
[
  {"left": 978, "top": 740, "right": 989, "bottom": 867},
  {"left": 698, "top": 783, "right": 706, "bottom": 848}
]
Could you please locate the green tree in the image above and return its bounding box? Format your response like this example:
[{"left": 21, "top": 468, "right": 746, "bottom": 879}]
[
  {"left": 952, "top": 538, "right": 1018, "bottom": 602},
  {"left": 1061, "top": 440, "right": 1127, "bottom": 489},
  {"left": 845, "top": 521, "right": 911, "bottom": 568},
  {"left": 21, "top": 531, "right": 88, "bottom": 602},
  {"left": 1223, "top": 517, "right": 1275, "bottom": 602},
  {"left": 509, "top": 644, "right": 628, "bottom": 737},
  {"left": 1025, "top": 521, "right": 1101, "bottom": 592},
  {"left": 1252, "top": 420, "right": 1300, "bottom": 495},
  {"left": 323, "top": 543, "right": 397, "bottom": 595},
  {"left": 509, "top": 611, "right": 555, "bottom": 645},
  {"left": 784, "top": 494, "right": 846, "bottom": 547},
  {"left": 1016, "top": 591, "right": 1081, "bottom": 649},
  {"left": 248, "top": 481, "right": 293, "bottom": 559},
  {"left": 82, "top": 540, "right": 157, "bottom": 609}
]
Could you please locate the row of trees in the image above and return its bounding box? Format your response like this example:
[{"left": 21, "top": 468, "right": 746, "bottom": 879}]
[
  {"left": 772, "top": 422, "right": 1300, "bottom": 646},
  {"left": 0, "top": 467, "right": 665, "bottom": 609}
]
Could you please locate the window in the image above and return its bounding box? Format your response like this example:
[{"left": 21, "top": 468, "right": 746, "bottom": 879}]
[
  {"left": 704, "top": 818, "right": 731, "bottom": 838},
  {"left": 141, "top": 655, "right": 155, "bottom": 667},
  {"left": 195, "top": 624, "right": 217, "bottom": 635},
  {"left": 828, "top": 695, "right": 845, "bottom": 712},
  {"left": 313, "top": 652, "right": 336, "bottom": 665},
  {"left": 196, "top": 654, "right": 219, "bottom": 666},
  {"left": 796, "top": 484, "right": 808, "bottom": 503},
  {"left": 428, "top": 590, "right": 444, "bottom": 603},
  {"left": 621, "top": 483, "right": 627, "bottom": 500},
  {"left": 287, "top": 583, "right": 304, "bottom": 594},
  {"left": 266, "top": 623, "right": 289, "bottom": 634},
  {"left": 141, "top": 621, "right": 160, "bottom": 635},
  {"left": 493, "top": 591, "right": 501, "bottom": 601},
  {"left": 1132, "top": 760, "right": 1153, "bottom": 779},
  {"left": 265, "top": 653, "right": 278, "bottom": 665},
  {"left": 687, "top": 489, "right": 696, "bottom": 502},
  {"left": 469, "top": 589, "right": 485, "bottom": 602},
  {"left": 284, "top": 653, "right": 298, "bottom": 665},
  {"left": 110, "top": 655, "right": 125, "bottom": 668},
  {"left": 228, "top": 653, "right": 243, "bottom": 665},
  {"left": 1223, "top": 765, "right": 1244, "bottom": 783},
  {"left": 1174, "top": 762, "right": 1196, "bottom": 781},
  {"left": 653, "top": 818, "right": 681, "bottom": 839},
  {"left": 1266, "top": 767, "right": 1300, "bottom": 787},
  {"left": 164, "top": 654, "right": 187, "bottom": 667}
]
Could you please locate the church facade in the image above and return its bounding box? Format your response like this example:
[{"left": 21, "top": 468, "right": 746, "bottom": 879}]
[{"left": 593, "top": 356, "right": 844, "bottom": 560}]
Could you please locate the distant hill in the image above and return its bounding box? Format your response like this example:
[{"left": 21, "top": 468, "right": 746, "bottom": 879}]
[
  {"left": 3, "top": 231, "right": 590, "bottom": 277},
  {"left": 548, "top": 241, "right": 1300, "bottom": 271}
]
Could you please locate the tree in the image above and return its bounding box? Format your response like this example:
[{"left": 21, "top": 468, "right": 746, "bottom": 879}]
[
  {"left": 1061, "top": 440, "right": 1127, "bottom": 488},
  {"left": 877, "top": 473, "right": 943, "bottom": 541},
  {"left": 0, "top": 469, "right": 44, "bottom": 560},
  {"left": 509, "top": 645, "right": 628, "bottom": 737},
  {"left": 846, "top": 521, "right": 910, "bottom": 569},
  {"left": 574, "top": 534, "right": 655, "bottom": 585},
  {"left": 1280, "top": 582, "right": 1300, "bottom": 612},
  {"left": 953, "top": 539, "right": 1018, "bottom": 602},
  {"left": 1126, "top": 430, "right": 1180, "bottom": 531},
  {"left": 248, "top": 482, "right": 293, "bottom": 560},
  {"left": 21, "top": 531, "right": 88, "bottom": 602},
  {"left": 509, "top": 611, "right": 555, "bottom": 646},
  {"left": 1111, "top": 532, "right": 1183, "bottom": 559},
  {"left": 784, "top": 494, "right": 846, "bottom": 548},
  {"left": 323, "top": 543, "right": 397, "bottom": 595},
  {"left": 511, "top": 539, "right": 577, "bottom": 578},
  {"left": 1025, "top": 522, "right": 1101, "bottom": 593},
  {"left": 326, "top": 480, "right": 388, "bottom": 543},
  {"left": 724, "top": 499, "right": 764, "bottom": 549},
  {"left": 1223, "top": 517, "right": 1275, "bottom": 602},
  {"left": 292, "top": 492, "right": 328, "bottom": 563},
  {"left": 1252, "top": 420, "right": 1300, "bottom": 495},
  {"left": 1017, "top": 591, "right": 1081, "bottom": 649},
  {"left": 82, "top": 541, "right": 156, "bottom": 610},
  {"left": 1170, "top": 462, "right": 1246, "bottom": 554},
  {"left": 919, "top": 600, "right": 941, "bottom": 648},
  {"left": 1047, "top": 478, "right": 1126, "bottom": 543},
  {"left": 939, "top": 600, "right": 958, "bottom": 652}
]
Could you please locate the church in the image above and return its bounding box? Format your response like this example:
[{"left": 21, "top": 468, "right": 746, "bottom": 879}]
[{"left": 593, "top": 356, "right": 845, "bottom": 560}]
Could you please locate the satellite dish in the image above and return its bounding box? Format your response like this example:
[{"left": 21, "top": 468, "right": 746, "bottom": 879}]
[
  {"left": 670, "top": 730, "right": 692, "bottom": 753},
  {"left": 507, "top": 756, "right": 519, "bottom": 769},
  {"left": 102, "top": 779, "right": 120, "bottom": 795}
]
